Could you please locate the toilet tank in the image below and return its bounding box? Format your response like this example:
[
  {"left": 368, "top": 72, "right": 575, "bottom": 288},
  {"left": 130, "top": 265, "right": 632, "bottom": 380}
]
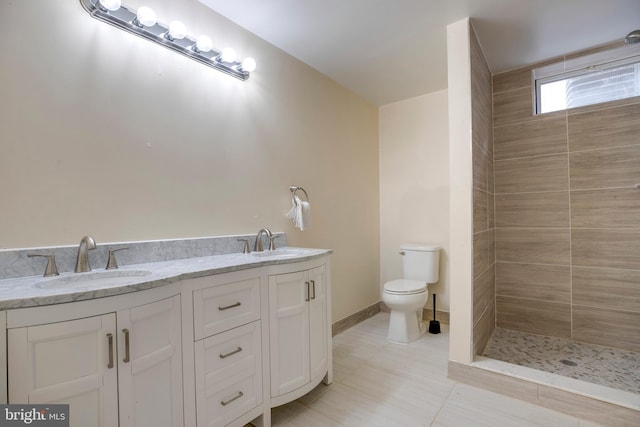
[{"left": 401, "top": 244, "right": 440, "bottom": 283}]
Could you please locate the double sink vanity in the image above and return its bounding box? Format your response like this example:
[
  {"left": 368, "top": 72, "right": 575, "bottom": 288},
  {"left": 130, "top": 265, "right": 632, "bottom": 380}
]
[{"left": 0, "top": 233, "right": 332, "bottom": 427}]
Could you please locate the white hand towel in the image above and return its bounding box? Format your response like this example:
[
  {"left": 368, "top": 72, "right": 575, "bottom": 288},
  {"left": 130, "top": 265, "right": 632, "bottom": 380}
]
[
  {"left": 299, "top": 199, "right": 310, "bottom": 231},
  {"left": 286, "top": 195, "right": 301, "bottom": 227},
  {"left": 287, "top": 195, "right": 311, "bottom": 231}
]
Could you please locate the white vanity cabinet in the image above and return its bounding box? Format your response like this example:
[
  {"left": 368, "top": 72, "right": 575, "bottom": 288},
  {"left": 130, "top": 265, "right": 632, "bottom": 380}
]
[
  {"left": 1, "top": 249, "right": 332, "bottom": 427},
  {"left": 7, "top": 290, "right": 183, "bottom": 427},
  {"left": 182, "top": 269, "right": 265, "bottom": 427},
  {"left": 268, "top": 259, "right": 331, "bottom": 406}
]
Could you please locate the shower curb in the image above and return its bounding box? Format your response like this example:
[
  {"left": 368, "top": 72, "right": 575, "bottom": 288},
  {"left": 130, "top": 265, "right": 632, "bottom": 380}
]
[{"left": 448, "top": 359, "right": 640, "bottom": 426}]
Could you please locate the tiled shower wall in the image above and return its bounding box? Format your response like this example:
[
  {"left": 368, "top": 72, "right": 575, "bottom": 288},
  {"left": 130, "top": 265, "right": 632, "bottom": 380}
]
[
  {"left": 471, "top": 25, "right": 495, "bottom": 355},
  {"left": 492, "top": 45, "right": 640, "bottom": 353}
]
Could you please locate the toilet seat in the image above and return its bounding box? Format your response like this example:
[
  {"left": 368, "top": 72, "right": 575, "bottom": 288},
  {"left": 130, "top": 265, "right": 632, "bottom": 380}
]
[{"left": 384, "top": 279, "right": 427, "bottom": 295}]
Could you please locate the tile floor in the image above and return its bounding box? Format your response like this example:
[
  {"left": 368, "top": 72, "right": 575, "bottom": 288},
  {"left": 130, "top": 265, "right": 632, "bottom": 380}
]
[
  {"left": 483, "top": 327, "right": 640, "bottom": 394},
  {"left": 271, "top": 312, "right": 602, "bottom": 426}
]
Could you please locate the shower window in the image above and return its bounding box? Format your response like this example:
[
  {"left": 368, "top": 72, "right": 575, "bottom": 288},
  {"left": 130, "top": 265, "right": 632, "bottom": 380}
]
[{"left": 533, "top": 43, "right": 640, "bottom": 114}]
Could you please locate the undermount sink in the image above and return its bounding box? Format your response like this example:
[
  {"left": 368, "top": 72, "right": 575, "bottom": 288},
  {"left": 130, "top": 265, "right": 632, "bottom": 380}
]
[
  {"left": 33, "top": 269, "right": 152, "bottom": 290},
  {"left": 251, "top": 249, "right": 308, "bottom": 258}
]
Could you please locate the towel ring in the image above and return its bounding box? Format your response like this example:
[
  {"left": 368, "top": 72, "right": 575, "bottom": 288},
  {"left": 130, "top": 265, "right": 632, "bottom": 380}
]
[{"left": 289, "top": 185, "right": 310, "bottom": 203}]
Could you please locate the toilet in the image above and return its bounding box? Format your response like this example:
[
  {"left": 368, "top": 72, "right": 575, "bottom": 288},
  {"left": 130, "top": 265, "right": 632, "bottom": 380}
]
[{"left": 382, "top": 244, "right": 440, "bottom": 343}]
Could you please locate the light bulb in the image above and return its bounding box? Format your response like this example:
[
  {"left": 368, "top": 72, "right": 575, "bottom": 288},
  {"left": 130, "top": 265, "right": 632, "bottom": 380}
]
[
  {"left": 136, "top": 6, "right": 157, "bottom": 27},
  {"left": 220, "top": 48, "right": 237, "bottom": 63},
  {"left": 240, "top": 57, "right": 257, "bottom": 72},
  {"left": 195, "top": 35, "right": 212, "bottom": 53},
  {"left": 167, "top": 21, "right": 187, "bottom": 40},
  {"left": 99, "top": 0, "right": 121, "bottom": 11}
]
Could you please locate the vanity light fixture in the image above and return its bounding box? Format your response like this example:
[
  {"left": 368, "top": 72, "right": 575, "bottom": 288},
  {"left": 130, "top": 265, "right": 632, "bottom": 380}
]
[
  {"left": 166, "top": 21, "right": 187, "bottom": 41},
  {"left": 80, "top": 0, "right": 256, "bottom": 81},
  {"left": 240, "top": 57, "right": 257, "bottom": 73},
  {"left": 219, "top": 47, "right": 237, "bottom": 63},
  {"left": 195, "top": 35, "right": 213, "bottom": 53},
  {"left": 134, "top": 6, "right": 157, "bottom": 27},
  {"left": 99, "top": 0, "right": 121, "bottom": 12}
]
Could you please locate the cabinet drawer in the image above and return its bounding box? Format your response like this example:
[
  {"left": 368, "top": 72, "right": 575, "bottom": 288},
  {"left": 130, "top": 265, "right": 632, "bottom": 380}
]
[
  {"left": 202, "top": 372, "right": 260, "bottom": 427},
  {"left": 195, "top": 322, "right": 262, "bottom": 427},
  {"left": 195, "top": 322, "right": 261, "bottom": 380},
  {"left": 193, "top": 277, "right": 260, "bottom": 340}
]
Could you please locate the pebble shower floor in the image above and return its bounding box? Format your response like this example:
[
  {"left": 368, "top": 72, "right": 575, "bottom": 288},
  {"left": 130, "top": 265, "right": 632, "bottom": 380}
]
[{"left": 483, "top": 328, "right": 640, "bottom": 394}]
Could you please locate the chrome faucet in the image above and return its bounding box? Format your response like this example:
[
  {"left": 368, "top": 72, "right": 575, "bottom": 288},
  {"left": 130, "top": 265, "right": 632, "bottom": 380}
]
[
  {"left": 75, "top": 235, "right": 96, "bottom": 273},
  {"left": 254, "top": 228, "right": 272, "bottom": 252}
]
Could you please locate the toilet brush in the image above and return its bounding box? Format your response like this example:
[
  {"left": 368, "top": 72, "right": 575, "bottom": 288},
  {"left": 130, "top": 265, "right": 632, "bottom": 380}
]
[{"left": 428, "top": 294, "right": 441, "bottom": 334}]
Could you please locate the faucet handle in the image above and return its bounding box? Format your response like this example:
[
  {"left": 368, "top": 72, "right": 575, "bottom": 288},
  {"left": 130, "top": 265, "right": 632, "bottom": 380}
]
[
  {"left": 268, "top": 235, "right": 280, "bottom": 251},
  {"left": 27, "top": 254, "right": 60, "bottom": 277},
  {"left": 106, "top": 247, "right": 128, "bottom": 270},
  {"left": 237, "top": 239, "right": 251, "bottom": 254}
]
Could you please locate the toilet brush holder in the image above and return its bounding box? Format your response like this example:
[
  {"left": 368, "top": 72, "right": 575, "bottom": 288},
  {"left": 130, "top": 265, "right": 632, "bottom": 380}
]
[{"left": 428, "top": 294, "right": 441, "bottom": 334}]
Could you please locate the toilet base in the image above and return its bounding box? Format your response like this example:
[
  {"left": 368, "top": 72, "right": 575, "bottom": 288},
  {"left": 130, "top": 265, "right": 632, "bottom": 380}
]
[{"left": 387, "top": 309, "right": 426, "bottom": 344}]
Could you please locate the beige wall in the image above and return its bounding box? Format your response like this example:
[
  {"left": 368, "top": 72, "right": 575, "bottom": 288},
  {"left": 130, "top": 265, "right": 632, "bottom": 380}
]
[
  {"left": 493, "top": 44, "right": 640, "bottom": 352},
  {"left": 379, "top": 90, "right": 450, "bottom": 312},
  {"left": 0, "top": 0, "right": 380, "bottom": 323}
]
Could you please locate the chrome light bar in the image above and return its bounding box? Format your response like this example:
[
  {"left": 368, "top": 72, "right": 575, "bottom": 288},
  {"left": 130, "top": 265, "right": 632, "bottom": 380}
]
[{"left": 79, "top": 0, "right": 255, "bottom": 81}]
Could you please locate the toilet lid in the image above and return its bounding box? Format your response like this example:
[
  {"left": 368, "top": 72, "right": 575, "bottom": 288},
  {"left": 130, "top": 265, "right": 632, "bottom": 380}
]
[{"left": 384, "top": 279, "right": 427, "bottom": 295}]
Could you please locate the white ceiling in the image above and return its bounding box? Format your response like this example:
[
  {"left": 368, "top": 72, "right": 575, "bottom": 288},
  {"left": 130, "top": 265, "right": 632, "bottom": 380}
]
[{"left": 199, "top": 0, "right": 640, "bottom": 106}]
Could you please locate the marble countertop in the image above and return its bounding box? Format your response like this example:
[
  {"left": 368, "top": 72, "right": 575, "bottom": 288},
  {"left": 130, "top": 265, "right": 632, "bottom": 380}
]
[{"left": 0, "top": 247, "right": 331, "bottom": 310}]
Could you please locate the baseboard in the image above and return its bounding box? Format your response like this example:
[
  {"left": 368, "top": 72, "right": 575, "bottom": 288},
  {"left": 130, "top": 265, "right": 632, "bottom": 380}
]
[
  {"left": 331, "top": 302, "right": 450, "bottom": 336},
  {"left": 422, "top": 308, "right": 449, "bottom": 324},
  {"left": 379, "top": 303, "right": 449, "bottom": 324},
  {"left": 331, "top": 301, "right": 382, "bottom": 336}
]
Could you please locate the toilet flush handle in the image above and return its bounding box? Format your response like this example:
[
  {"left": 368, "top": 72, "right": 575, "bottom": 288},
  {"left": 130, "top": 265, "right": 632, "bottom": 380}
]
[{"left": 399, "top": 251, "right": 406, "bottom": 256}]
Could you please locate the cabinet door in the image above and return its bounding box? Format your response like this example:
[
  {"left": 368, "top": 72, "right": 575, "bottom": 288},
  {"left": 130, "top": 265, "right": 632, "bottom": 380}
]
[
  {"left": 308, "top": 265, "right": 328, "bottom": 383},
  {"left": 269, "top": 271, "right": 310, "bottom": 396},
  {"left": 117, "top": 295, "right": 183, "bottom": 427},
  {"left": 8, "top": 314, "right": 118, "bottom": 427}
]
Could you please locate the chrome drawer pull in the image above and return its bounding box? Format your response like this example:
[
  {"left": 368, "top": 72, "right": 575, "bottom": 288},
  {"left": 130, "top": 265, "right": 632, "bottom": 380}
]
[
  {"left": 219, "top": 346, "right": 243, "bottom": 359},
  {"left": 122, "top": 329, "right": 130, "bottom": 363},
  {"left": 107, "top": 333, "right": 114, "bottom": 369},
  {"left": 218, "top": 302, "right": 241, "bottom": 311},
  {"left": 220, "top": 391, "right": 243, "bottom": 406},
  {"left": 310, "top": 280, "right": 316, "bottom": 300},
  {"left": 305, "top": 281, "right": 310, "bottom": 301}
]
